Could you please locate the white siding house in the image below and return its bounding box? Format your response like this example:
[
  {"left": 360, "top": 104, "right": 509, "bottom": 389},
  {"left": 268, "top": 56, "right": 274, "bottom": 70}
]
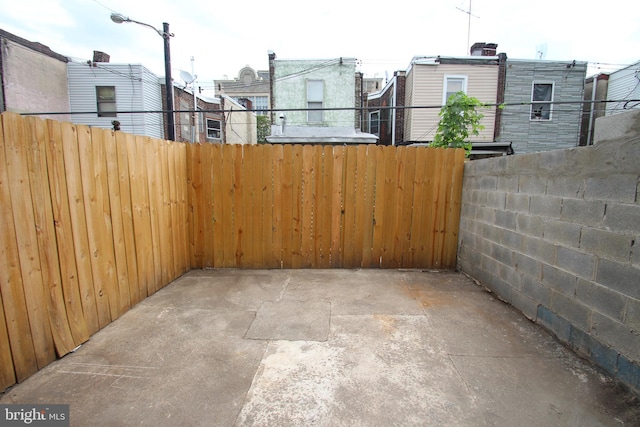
[
  {"left": 67, "top": 61, "right": 164, "bottom": 139},
  {"left": 605, "top": 60, "right": 640, "bottom": 116}
]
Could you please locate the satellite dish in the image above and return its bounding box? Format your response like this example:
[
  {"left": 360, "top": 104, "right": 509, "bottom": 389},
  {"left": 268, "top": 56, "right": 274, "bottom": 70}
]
[{"left": 180, "top": 70, "right": 197, "bottom": 85}]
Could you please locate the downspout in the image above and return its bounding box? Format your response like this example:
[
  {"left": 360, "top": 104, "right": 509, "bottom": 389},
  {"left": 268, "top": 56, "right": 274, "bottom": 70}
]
[
  {"left": 0, "top": 37, "right": 6, "bottom": 113},
  {"left": 586, "top": 74, "right": 598, "bottom": 146},
  {"left": 391, "top": 75, "right": 397, "bottom": 146}
]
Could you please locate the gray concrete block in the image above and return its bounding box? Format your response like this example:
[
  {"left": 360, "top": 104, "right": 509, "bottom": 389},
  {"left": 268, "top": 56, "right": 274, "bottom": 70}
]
[
  {"left": 495, "top": 210, "right": 517, "bottom": 230},
  {"left": 461, "top": 203, "right": 477, "bottom": 220},
  {"left": 542, "top": 264, "right": 577, "bottom": 296},
  {"left": 592, "top": 311, "right": 640, "bottom": 361},
  {"left": 537, "top": 305, "right": 572, "bottom": 342},
  {"left": 543, "top": 219, "right": 582, "bottom": 248},
  {"left": 523, "top": 236, "right": 556, "bottom": 264},
  {"left": 497, "top": 176, "right": 519, "bottom": 192},
  {"left": 487, "top": 276, "right": 514, "bottom": 304},
  {"left": 556, "top": 247, "right": 596, "bottom": 280},
  {"left": 530, "top": 195, "right": 562, "bottom": 218},
  {"left": 550, "top": 290, "right": 592, "bottom": 332},
  {"left": 596, "top": 259, "right": 640, "bottom": 299},
  {"left": 521, "top": 274, "right": 551, "bottom": 306},
  {"left": 546, "top": 176, "right": 583, "bottom": 198},
  {"left": 498, "top": 261, "right": 523, "bottom": 290},
  {"left": 519, "top": 175, "right": 547, "bottom": 195},
  {"left": 580, "top": 227, "right": 633, "bottom": 262},
  {"left": 501, "top": 229, "right": 523, "bottom": 250},
  {"left": 490, "top": 242, "right": 513, "bottom": 266},
  {"left": 471, "top": 190, "right": 488, "bottom": 206},
  {"left": 516, "top": 213, "right": 544, "bottom": 238},
  {"left": 478, "top": 206, "right": 494, "bottom": 224},
  {"left": 603, "top": 203, "right": 640, "bottom": 234},
  {"left": 511, "top": 289, "right": 538, "bottom": 320},
  {"left": 623, "top": 297, "right": 640, "bottom": 331},
  {"left": 479, "top": 176, "right": 498, "bottom": 191},
  {"left": 486, "top": 191, "right": 506, "bottom": 209},
  {"left": 506, "top": 193, "right": 530, "bottom": 213},
  {"left": 482, "top": 224, "right": 502, "bottom": 243},
  {"left": 561, "top": 199, "right": 605, "bottom": 225},
  {"left": 575, "top": 278, "right": 626, "bottom": 321},
  {"left": 585, "top": 174, "right": 638, "bottom": 203},
  {"left": 568, "top": 327, "right": 618, "bottom": 376},
  {"left": 514, "top": 251, "right": 542, "bottom": 279},
  {"left": 617, "top": 356, "right": 640, "bottom": 395}
]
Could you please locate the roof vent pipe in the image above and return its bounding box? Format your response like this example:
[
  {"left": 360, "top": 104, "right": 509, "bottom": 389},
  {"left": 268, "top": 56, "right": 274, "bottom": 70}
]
[{"left": 279, "top": 114, "right": 286, "bottom": 135}]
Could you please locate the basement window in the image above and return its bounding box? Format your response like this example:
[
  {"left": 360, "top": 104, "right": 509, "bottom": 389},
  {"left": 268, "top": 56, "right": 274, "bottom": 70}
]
[
  {"left": 96, "top": 86, "right": 117, "bottom": 117},
  {"left": 531, "top": 82, "right": 554, "bottom": 120}
]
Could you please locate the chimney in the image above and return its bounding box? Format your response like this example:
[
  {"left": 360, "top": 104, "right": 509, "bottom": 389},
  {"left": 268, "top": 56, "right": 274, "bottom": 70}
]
[
  {"left": 93, "top": 51, "right": 110, "bottom": 63},
  {"left": 470, "top": 42, "right": 498, "bottom": 56}
]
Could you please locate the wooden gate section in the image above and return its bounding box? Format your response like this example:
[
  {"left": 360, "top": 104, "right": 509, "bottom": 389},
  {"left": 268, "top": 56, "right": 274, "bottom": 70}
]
[{"left": 188, "top": 143, "right": 465, "bottom": 270}]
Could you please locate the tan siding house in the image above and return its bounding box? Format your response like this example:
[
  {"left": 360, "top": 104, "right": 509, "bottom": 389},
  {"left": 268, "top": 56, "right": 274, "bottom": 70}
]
[{"left": 403, "top": 58, "right": 499, "bottom": 143}]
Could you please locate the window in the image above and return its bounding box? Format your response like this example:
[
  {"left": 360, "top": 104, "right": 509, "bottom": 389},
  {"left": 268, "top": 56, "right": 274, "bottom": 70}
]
[
  {"left": 531, "top": 82, "right": 554, "bottom": 120},
  {"left": 369, "top": 111, "right": 380, "bottom": 136},
  {"left": 96, "top": 86, "right": 116, "bottom": 117},
  {"left": 206, "top": 119, "right": 221, "bottom": 140},
  {"left": 307, "top": 80, "right": 324, "bottom": 122},
  {"left": 443, "top": 76, "right": 467, "bottom": 105}
]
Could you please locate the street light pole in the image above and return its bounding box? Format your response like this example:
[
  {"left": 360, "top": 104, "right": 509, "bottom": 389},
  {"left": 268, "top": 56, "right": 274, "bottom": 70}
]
[{"left": 110, "top": 13, "right": 175, "bottom": 141}]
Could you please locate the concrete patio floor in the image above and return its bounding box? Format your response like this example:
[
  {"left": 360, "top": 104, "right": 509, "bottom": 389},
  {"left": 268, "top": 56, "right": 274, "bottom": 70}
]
[{"left": 2, "top": 269, "right": 639, "bottom": 426}]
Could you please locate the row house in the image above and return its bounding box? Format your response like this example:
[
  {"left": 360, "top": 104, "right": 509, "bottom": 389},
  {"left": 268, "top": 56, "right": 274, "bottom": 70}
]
[
  {"left": 266, "top": 52, "right": 377, "bottom": 144},
  {"left": 367, "top": 43, "right": 588, "bottom": 155},
  {"left": 0, "top": 28, "right": 256, "bottom": 144}
]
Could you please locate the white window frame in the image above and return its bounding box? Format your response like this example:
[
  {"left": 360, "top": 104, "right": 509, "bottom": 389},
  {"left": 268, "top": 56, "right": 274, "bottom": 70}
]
[
  {"left": 307, "top": 79, "right": 324, "bottom": 123},
  {"left": 206, "top": 118, "right": 221, "bottom": 140},
  {"left": 96, "top": 86, "right": 117, "bottom": 117},
  {"left": 369, "top": 110, "right": 380, "bottom": 136},
  {"left": 530, "top": 81, "right": 555, "bottom": 121},
  {"left": 442, "top": 75, "right": 468, "bottom": 105}
]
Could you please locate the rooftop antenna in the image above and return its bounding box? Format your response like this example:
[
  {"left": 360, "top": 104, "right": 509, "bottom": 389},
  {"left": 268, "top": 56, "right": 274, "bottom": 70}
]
[
  {"left": 535, "top": 43, "right": 547, "bottom": 60},
  {"left": 456, "top": 0, "right": 480, "bottom": 55}
]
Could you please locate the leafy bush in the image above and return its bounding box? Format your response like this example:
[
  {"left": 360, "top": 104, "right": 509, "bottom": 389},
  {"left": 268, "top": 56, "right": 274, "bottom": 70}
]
[{"left": 432, "top": 92, "right": 484, "bottom": 155}]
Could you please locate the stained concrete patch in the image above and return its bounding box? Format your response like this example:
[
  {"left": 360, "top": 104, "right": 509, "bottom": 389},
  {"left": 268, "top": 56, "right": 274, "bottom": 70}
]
[{"left": 245, "top": 300, "right": 331, "bottom": 341}]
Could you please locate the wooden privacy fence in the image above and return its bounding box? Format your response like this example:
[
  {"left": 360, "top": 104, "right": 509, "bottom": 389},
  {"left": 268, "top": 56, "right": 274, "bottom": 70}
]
[
  {"left": 0, "top": 112, "right": 189, "bottom": 390},
  {"left": 187, "top": 143, "right": 465, "bottom": 269},
  {"left": 0, "top": 111, "right": 465, "bottom": 391}
]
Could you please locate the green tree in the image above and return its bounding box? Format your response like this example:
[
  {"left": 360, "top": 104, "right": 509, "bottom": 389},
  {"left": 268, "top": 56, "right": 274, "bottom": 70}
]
[
  {"left": 432, "top": 91, "right": 485, "bottom": 155},
  {"left": 257, "top": 115, "right": 271, "bottom": 144}
]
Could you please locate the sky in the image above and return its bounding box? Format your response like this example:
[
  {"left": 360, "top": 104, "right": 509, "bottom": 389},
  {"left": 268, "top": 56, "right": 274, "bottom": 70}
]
[{"left": 1, "top": 0, "right": 639, "bottom": 97}]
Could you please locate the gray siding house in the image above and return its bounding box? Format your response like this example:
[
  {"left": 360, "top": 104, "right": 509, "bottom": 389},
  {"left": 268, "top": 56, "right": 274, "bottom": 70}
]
[
  {"left": 496, "top": 59, "right": 587, "bottom": 154},
  {"left": 67, "top": 58, "right": 164, "bottom": 139},
  {"left": 605, "top": 60, "right": 640, "bottom": 116}
]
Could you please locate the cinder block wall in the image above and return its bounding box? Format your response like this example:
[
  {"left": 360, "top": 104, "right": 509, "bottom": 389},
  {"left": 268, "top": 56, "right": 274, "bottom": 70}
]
[{"left": 457, "top": 110, "right": 640, "bottom": 393}]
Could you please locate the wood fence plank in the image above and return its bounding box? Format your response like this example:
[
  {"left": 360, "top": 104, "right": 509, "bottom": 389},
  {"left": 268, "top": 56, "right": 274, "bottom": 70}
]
[
  {"left": 315, "top": 146, "right": 330, "bottom": 268},
  {"left": 398, "top": 147, "right": 416, "bottom": 268},
  {"left": 4, "top": 113, "right": 56, "bottom": 369},
  {"left": 408, "top": 147, "right": 427, "bottom": 267},
  {"left": 261, "top": 145, "right": 274, "bottom": 268},
  {"left": 102, "top": 128, "right": 132, "bottom": 316},
  {"left": 177, "top": 144, "right": 189, "bottom": 273},
  {"left": 281, "top": 145, "right": 294, "bottom": 268},
  {"left": 342, "top": 146, "right": 357, "bottom": 268},
  {"left": 45, "top": 119, "right": 90, "bottom": 345},
  {"left": 211, "top": 144, "right": 224, "bottom": 268},
  {"left": 353, "top": 145, "right": 368, "bottom": 267},
  {"left": 360, "top": 145, "right": 377, "bottom": 268},
  {"left": 251, "top": 145, "right": 265, "bottom": 268},
  {"left": 381, "top": 146, "right": 399, "bottom": 268},
  {"left": 131, "top": 135, "right": 153, "bottom": 299},
  {"left": 114, "top": 132, "right": 139, "bottom": 306},
  {"left": 159, "top": 140, "right": 175, "bottom": 282},
  {"left": 221, "top": 145, "right": 235, "bottom": 268},
  {"left": 233, "top": 145, "right": 244, "bottom": 267},
  {"left": 443, "top": 149, "right": 465, "bottom": 268},
  {"left": 0, "top": 113, "right": 39, "bottom": 380},
  {"left": 416, "top": 148, "right": 436, "bottom": 267},
  {"left": 370, "top": 146, "right": 386, "bottom": 268},
  {"left": 188, "top": 144, "right": 203, "bottom": 268},
  {"left": 242, "top": 145, "right": 255, "bottom": 268},
  {"left": 301, "top": 145, "right": 314, "bottom": 268},
  {"left": 330, "top": 146, "right": 344, "bottom": 267},
  {"left": 78, "top": 127, "right": 114, "bottom": 326},
  {"left": 0, "top": 288, "right": 16, "bottom": 389},
  {"left": 429, "top": 148, "right": 446, "bottom": 268},
  {"left": 145, "top": 138, "right": 166, "bottom": 287},
  {"left": 25, "top": 117, "right": 76, "bottom": 356},
  {"left": 201, "top": 144, "right": 214, "bottom": 268},
  {"left": 291, "top": 145, "right": 303, "bottom": 268},
  {"left": 166, "top": 142, "right": 180, "bottom": 277},
  {"left": 271, "top": 145, "right": 284, "bottom": 268}
]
